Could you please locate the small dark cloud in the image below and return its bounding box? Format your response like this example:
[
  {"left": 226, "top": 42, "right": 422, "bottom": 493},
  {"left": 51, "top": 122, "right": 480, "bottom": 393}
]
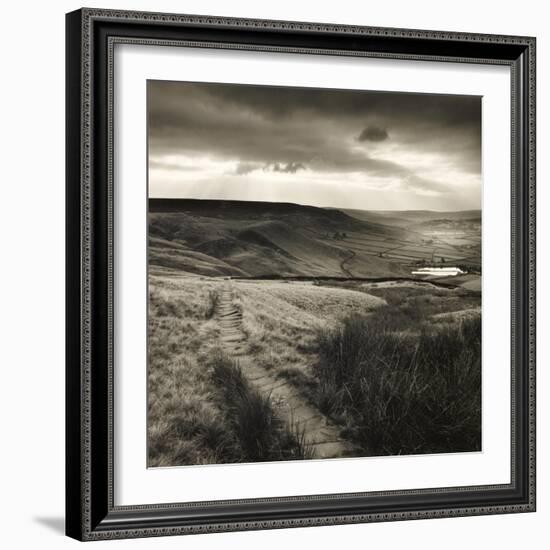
[
  {"left": 357, "top": 126, "right": 389, "bottom": 142},
  {"left": 267, "top": 161, "right": 306, "bottom": 174}
]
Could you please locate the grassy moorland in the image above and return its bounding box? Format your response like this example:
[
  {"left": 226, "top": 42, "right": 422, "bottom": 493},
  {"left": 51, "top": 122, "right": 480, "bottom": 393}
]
[
  {"left": 236, "top": 281, "right": 385, "bottom": 373},
  {"left": 313, "top": 312, "right": 481, "bottom": 455},
  {"left": 147, "top": 275, "right": 224, "bottom": 466},
  {"left": 148, "top": 272, "right": 480, "bottom": 464},
  {"left": 148, "top": 276, "right": 318, "bottom": 466},
  {"left": 147, "top": 199, "right": 482, "bottom": 466},
  {"left": 149, "top": 199, "right": 481, "bottom": 278},
  {"left": 279, "top": 281, "right": 482, "bottom": 456}
]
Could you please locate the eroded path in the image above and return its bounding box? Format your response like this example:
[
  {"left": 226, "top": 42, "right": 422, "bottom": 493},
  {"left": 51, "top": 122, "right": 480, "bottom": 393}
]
[
  {"left": 340, "top": 249, "right": 356, "bottom": 278},
  {"left": 217, "top": 283, "right": 352, "bottom": 459}
]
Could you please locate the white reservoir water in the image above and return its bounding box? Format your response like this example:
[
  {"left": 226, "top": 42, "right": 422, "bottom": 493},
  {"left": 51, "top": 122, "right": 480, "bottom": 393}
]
[{"left": 411, "top": 267, "right": 466, "bottom": 277}]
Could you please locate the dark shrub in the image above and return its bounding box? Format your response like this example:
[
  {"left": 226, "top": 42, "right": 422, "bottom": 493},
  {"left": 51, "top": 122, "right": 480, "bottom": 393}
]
[
  {"left": 209, "top": 352, "right": 313, "bottom": 461},
  {"left": 313, "top": 314, "right": 481, "bottom": 456}
]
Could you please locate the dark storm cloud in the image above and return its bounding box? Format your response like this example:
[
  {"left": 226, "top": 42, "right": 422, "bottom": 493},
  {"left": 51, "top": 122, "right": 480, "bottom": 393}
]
[
  {"left": 155, "top": 81, "right": 480, "bottom": 128},
  {"left": 270, "top": 162, "right": 306, "bottom": 174},
  {"left": 234, "top": 161, "right": 306, "bottom": 176},
  {"left": 357, "top": 126, "right": 389, "bottom": 142},
  {"left": 148, "top": 80, "right": 481, "bottom": 204}
]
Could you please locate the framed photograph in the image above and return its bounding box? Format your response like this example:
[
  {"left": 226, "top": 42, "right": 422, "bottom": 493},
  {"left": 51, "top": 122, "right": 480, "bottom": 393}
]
[{"left": 66, "top": 8, "right": 536, "bottom": 541}]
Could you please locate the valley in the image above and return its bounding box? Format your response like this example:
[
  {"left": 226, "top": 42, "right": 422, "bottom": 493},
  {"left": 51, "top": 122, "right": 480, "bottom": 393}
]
[{"left": 148, "top": 198, "right": 482, "bottom": 466}]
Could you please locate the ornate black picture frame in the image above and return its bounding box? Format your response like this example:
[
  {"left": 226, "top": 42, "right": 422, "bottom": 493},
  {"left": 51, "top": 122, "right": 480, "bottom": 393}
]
[{"left": 66, "top": 8, "right": 536, "bottom": 541}]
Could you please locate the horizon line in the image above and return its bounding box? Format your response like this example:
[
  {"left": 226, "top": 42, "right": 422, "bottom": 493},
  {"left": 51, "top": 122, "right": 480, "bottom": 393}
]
[{"left": 148, "top": 196, "right": 481, "bottom": 213}]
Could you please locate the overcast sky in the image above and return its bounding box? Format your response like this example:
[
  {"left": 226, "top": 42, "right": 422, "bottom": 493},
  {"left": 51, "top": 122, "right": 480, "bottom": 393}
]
[{"left": 148, "top": 80, "right": 481, "bottom": 211}]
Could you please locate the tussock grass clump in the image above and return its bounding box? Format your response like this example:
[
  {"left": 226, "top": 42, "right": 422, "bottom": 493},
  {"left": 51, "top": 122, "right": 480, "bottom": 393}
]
[
  {"left": 204, "top": 289, "right": 220, "bottom": 319},
  {"left": 314, "top": 314, "right": 481, "bottom": 456},
  {"left": 209, "top": 352, "right": 313, "bottom": 461}
]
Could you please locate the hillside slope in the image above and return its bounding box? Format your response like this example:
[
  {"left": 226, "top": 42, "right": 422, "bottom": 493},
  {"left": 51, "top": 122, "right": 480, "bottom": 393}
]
[
  {"left": 343, "top": 208, "right": 481, "bottom": 228},
  {"left": 149, "top": 199, "right": 414, "bottom": 278}
]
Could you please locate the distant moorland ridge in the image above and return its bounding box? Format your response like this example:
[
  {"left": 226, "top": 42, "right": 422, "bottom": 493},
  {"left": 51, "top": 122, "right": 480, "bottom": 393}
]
[{"left": 148, "top": 198, "right": 481, "bottom": 279}]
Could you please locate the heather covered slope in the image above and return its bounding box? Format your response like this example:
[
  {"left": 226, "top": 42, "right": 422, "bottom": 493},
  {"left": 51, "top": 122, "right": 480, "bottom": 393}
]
[{"left": 149, "top": 199, "right": 417, "bottom": 278}]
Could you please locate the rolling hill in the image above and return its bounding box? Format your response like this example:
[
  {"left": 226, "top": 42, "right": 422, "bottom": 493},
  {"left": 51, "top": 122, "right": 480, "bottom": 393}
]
[
  {"left": 149, "top": 199, "right": 481, "bottom": 278},
  {"left": 342, "top": 208, "right": 481, "bottom": 228}
]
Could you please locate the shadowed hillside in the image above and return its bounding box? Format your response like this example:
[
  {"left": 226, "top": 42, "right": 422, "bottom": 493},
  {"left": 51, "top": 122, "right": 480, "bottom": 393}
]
[{"left": 149, "top": 199, "right": 417, "bottom": 278}]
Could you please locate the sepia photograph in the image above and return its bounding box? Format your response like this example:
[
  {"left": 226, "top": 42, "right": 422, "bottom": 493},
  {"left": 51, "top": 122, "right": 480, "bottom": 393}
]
[{"left": 146, "top": 80, "right": 482, "bottom": 468}]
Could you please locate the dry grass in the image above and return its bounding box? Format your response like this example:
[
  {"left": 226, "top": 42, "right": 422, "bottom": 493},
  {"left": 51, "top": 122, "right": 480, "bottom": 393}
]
[
  {"left": 147, "top": 275, "right": 230, "bottom": 466},
  {"left": 290, "top": 278, "right": 483, "bottom": 456},
  {"left": 268, "top": 281, "right": 482, "bottom": 456},
  {"left": 235, "top": 280, "right": 384, "bottom": 372},
  {"left": 148, "top": 274, "right": 481, "bottom": 465},
  {"left": 209, "top": 352, "right": 313, "bottom": 461},
  {"left": 148, "top": 275, "right": 321, "bottom": 466},
  {"left": 313, "top": 313, "right": 481, "bottom": 455}
]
